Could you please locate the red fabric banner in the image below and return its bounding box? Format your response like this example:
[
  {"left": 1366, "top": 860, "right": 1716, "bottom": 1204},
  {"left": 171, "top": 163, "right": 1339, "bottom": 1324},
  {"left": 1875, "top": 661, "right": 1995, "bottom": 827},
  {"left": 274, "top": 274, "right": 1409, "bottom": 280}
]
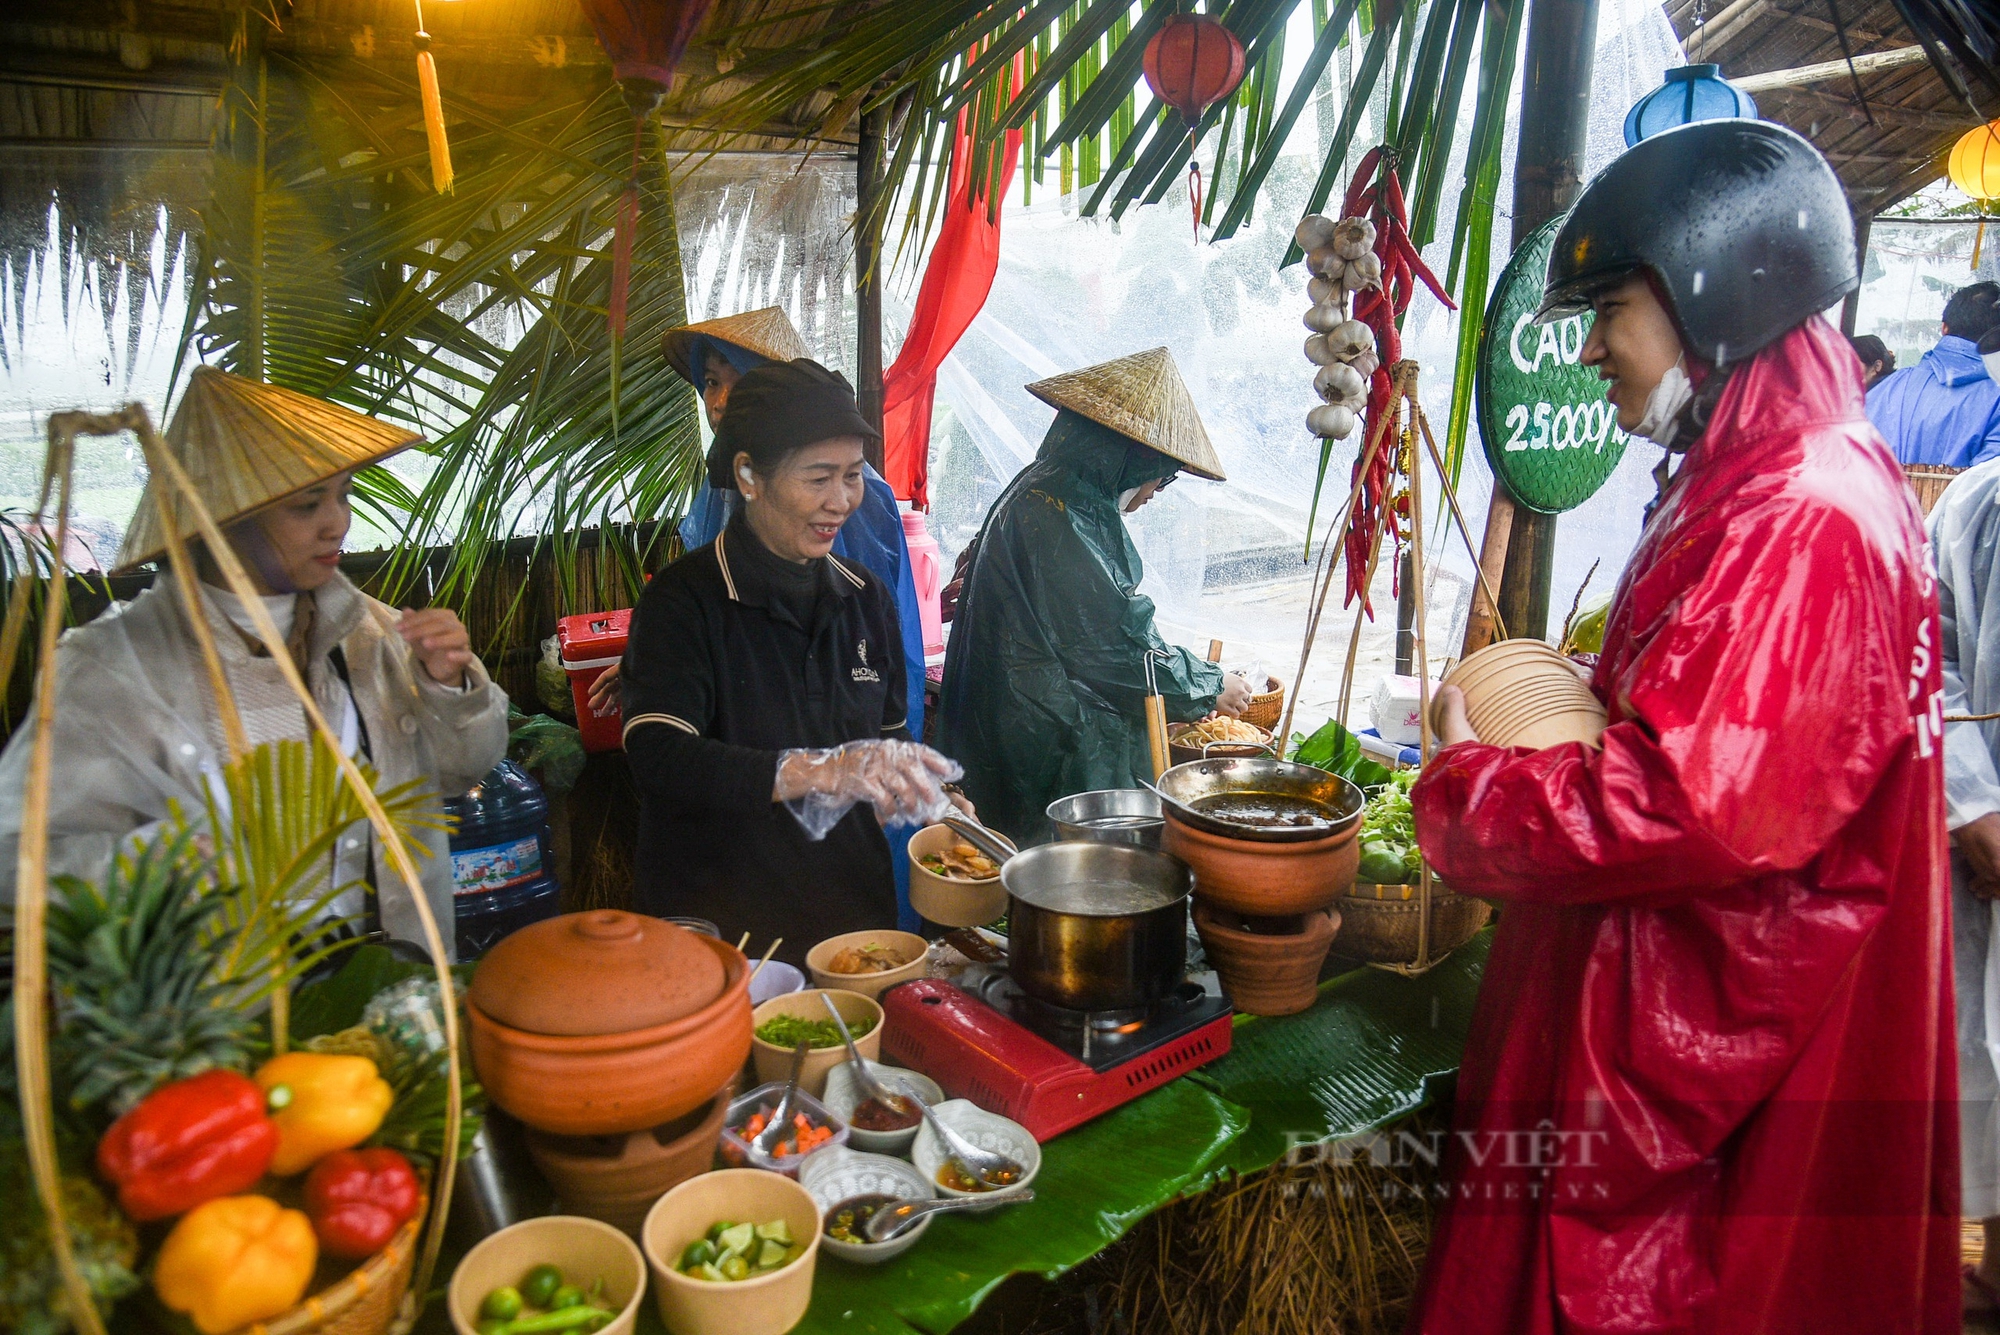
[{"left": 881, "top": 57, "right": 1025, "bottom": 506}]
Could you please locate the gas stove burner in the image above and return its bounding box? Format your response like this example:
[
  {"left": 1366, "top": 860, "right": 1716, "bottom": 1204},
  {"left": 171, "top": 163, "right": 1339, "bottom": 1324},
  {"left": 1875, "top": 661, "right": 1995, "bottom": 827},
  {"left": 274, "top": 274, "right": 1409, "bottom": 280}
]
[{"left": 881, "top": 969, "right": 1235, "bottom": 1140}]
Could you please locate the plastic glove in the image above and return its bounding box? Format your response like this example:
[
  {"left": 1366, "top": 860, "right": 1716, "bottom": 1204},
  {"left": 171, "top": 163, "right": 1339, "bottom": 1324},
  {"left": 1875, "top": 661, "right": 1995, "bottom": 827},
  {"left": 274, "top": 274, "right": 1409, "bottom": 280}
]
[{"left": 774, "top": 740, "right": 963, "bottom": 841}]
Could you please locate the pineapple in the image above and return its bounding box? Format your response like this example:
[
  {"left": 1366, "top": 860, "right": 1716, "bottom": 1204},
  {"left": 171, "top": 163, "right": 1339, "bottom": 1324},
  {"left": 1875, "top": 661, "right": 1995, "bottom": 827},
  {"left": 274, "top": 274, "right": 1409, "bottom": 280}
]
[{"left": 43, "top": 828, "right": 260, "bottom": 1117}]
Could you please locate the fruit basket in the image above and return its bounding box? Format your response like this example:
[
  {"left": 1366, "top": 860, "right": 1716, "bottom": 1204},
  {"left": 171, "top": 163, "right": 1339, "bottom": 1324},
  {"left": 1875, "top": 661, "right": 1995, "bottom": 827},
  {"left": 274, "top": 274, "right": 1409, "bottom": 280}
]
[{"left": 11, "top": 402, "right": 470, "bottom": 1335}]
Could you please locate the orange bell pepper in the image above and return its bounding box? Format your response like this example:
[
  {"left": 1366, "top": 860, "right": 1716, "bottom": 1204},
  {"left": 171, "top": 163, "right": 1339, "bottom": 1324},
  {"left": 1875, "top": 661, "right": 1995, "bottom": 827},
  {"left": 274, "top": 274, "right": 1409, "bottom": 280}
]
[
  {"left": 153, "top": 1195, "right": 317, "bottom": 1334},
  {"left": 254, "top": 1052, "right": 393, "bottom": 1175}
]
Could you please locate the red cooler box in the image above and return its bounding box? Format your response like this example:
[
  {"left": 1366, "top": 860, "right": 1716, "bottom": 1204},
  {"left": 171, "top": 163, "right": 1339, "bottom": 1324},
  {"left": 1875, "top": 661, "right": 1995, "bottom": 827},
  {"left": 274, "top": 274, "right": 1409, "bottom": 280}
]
[{"left": 557, "top": 609, "right": 632, "bottom": 752}]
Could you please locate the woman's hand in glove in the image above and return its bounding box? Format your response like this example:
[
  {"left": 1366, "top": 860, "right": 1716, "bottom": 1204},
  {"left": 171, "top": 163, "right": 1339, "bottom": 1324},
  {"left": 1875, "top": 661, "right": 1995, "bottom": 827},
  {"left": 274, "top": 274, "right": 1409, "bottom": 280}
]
[{"left": 773, "top": 740, "right": 964, "bottom": 839}]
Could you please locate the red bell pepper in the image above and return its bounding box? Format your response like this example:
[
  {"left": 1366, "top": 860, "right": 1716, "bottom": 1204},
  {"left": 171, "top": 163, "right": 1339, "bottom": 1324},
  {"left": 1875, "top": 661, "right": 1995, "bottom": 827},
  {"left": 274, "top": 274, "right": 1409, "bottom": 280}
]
[
  {"left": 303, "top": 1147, "right": 423, "bottom": 1258},
  {"left": 96, "top": 1069, "right": 279, "bottom": 1222}
]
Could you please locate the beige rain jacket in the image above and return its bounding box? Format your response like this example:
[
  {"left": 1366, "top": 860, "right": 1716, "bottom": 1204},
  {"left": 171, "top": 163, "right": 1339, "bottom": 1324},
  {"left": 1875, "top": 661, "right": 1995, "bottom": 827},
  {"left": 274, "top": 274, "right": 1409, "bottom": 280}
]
[{"left": 0, "top": 572, "right": 508, "bottom": 959}]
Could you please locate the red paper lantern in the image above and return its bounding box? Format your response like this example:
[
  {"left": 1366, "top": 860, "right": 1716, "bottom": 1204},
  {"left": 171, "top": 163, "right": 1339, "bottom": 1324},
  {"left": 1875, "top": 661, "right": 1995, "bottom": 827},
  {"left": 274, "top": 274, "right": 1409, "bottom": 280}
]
[
  {"left": 572, "top": 0, "right": 718, "bottom": 338},
  {"left": 1143, "top": 14, "right": 1247, "bottom": 127}
]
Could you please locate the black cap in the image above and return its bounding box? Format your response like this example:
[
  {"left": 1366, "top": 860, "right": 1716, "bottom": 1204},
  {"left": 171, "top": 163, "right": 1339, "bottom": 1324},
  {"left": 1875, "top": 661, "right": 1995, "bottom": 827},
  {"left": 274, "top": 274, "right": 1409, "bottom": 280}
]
[
  {"left": 708, "top": 359, "right": 882, "bottom": 490},
  {"left": 1537, "top": 119, "right": 1858, "bottom": 366}
]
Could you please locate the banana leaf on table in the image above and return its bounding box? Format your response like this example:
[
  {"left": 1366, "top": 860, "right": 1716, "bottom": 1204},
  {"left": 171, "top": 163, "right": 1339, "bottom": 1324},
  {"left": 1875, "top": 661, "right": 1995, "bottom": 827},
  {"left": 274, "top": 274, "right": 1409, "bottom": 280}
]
[{"left": 623, "top": 929, "right": 1492, "bottom": 1335}]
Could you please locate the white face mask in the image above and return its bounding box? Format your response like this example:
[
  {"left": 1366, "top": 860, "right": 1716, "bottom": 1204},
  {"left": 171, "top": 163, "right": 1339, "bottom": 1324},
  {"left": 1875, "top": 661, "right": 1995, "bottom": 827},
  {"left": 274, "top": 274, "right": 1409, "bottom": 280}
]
[
  {"left": 1631, "top": 355, "right": 1695, "bottom": 447},
  {"left": 1117, "top": 486, "right": 1142, "bottom": 513},
  {"left": 1984, "top": 348, "right": 2000, "bottom": 384}
]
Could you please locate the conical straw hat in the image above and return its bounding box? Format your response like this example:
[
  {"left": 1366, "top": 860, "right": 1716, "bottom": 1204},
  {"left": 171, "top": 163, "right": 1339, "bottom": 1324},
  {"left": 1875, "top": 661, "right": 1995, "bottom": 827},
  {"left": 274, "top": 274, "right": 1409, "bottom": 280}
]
[
  {"left": 116, "top": 367, "right": 423, "bottom": 571},
  {"left": 1025, "top": 346, "right": 1226, "bottom": 481},
  {"left": 660, "top": 307, "right": 813, "bottom": 386}
]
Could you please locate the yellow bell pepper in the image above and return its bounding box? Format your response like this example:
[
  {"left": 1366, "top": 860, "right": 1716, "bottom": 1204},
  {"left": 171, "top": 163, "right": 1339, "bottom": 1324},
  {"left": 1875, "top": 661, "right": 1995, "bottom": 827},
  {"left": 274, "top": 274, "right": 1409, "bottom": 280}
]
[
  {"left": 254, "top": 1052, "right": 394, "bottom": 1175},
  {"left": 153, "top": 1195, "right": 317, "bottom": 1334}
]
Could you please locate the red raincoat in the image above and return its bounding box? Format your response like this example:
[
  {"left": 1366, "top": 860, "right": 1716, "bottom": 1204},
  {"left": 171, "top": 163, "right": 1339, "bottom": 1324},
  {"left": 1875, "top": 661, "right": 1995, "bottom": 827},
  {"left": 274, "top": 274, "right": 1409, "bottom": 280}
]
[{"left": 1408, "top": 317, "right": 1958, "bottom": 1335}]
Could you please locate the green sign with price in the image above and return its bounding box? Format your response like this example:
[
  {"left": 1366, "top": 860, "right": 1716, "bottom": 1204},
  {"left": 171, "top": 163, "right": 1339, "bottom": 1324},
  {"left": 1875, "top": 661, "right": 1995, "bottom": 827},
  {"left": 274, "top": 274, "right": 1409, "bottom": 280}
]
[{"left": 1476, "top": 218, "right": 1630, "bottom": 514}]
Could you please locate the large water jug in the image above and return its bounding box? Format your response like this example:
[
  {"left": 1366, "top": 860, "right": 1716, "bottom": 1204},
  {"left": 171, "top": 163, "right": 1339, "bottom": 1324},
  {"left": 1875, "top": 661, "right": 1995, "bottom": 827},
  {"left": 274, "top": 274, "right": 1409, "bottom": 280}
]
[{"left": 445, "top": 760, "right": 560, "bottom": 960}]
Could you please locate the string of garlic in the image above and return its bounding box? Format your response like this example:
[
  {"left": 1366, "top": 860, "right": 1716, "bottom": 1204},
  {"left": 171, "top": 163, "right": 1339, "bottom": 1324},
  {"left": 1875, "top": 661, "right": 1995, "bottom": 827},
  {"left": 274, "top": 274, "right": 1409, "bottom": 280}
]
[{"left": 1296, "top": 212, "right": 1382, "bottom": 443}]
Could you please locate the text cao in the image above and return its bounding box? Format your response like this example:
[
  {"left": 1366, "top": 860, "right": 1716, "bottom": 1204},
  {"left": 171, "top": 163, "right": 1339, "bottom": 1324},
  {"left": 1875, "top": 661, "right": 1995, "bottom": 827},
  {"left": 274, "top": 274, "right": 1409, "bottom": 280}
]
[{"left": 1504, "top": 312, "right": 1628, "bottom": 456}]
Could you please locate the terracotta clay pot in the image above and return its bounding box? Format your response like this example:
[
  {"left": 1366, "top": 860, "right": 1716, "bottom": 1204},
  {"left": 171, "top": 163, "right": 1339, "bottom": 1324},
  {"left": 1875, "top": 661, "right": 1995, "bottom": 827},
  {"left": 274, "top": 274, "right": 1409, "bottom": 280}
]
[
  {"left": 524, "top": 1082, "right": 733, "bottom": 1237},
  {"left": 1164, "top": 810, "right": 1358, "bottom": 916},
  {"left": 468, "top": 932, "right": 752, "bottom": 1137},
  {"left": 471, "top": 910, "right": 724, "bottom": 1036},
  {"left": 1194, "top": 902, "right": 1339, "bottom": 1016}
]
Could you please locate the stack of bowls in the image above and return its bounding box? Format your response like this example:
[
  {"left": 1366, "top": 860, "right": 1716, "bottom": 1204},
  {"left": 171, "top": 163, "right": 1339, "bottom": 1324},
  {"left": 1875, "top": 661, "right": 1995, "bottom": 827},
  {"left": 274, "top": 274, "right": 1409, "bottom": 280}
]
[
  {"left": 1440, "top": 639, "right": 1606, "bottom": 750},
  {"left": 466, "top": 911, "right": 751, "bottom": 1233}
]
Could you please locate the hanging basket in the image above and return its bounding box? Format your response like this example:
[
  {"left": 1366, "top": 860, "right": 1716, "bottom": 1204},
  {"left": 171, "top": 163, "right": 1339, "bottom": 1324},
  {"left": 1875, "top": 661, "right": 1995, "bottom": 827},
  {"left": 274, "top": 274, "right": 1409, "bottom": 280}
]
[
  {"left": 12, "top": 405, "right": 464, "bottom": 1335},
  {"left": 1337, "top": 877, "right": 1491, "bottom": 973}
]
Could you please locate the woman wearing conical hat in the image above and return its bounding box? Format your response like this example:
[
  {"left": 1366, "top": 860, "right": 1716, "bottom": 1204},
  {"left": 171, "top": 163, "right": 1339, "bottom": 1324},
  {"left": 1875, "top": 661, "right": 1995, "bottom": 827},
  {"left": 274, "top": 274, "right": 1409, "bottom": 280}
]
[
  {"left": 0, "top": 368, "right": 510, "bottom": 960},
  {"left": 936, "top": 348, "right": 1252, "bottom": 843},
  {"left": 589, "top": 308, "right": 926, "bottom": 741}
]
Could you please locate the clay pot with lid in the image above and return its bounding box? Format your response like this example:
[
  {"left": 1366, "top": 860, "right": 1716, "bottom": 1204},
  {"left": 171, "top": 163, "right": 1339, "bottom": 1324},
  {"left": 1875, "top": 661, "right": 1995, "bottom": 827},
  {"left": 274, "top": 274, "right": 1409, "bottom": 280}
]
[{"left": 467, "top": 910, "right": 752, "bottom": 1137}]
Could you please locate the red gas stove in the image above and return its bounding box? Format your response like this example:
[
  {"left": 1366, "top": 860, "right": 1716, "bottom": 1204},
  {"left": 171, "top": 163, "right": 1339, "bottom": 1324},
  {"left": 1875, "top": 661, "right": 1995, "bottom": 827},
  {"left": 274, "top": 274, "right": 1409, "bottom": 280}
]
[{"left": 880, "top": 964, "right": 1233, "bottom": 1141}]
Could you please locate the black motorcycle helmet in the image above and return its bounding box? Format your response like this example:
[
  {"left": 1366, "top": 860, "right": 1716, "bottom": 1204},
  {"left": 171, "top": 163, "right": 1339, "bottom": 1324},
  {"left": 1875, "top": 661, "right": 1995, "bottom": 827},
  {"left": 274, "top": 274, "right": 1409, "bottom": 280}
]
[{"left": 1535, "top": 119, "right": 1858, "bottom": 366}]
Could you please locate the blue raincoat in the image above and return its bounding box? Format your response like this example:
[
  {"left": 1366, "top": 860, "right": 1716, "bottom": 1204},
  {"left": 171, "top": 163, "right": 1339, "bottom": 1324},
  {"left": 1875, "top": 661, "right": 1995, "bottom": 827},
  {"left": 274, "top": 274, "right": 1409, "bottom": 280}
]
[{"left": 1866, "top": 334, "right": 2000, "bottom": 467}]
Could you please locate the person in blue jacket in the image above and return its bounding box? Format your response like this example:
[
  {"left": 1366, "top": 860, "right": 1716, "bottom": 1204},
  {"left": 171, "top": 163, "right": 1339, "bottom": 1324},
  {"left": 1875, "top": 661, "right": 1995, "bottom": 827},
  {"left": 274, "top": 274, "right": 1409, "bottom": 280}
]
[
  {"left": 592, "top": 307, "right": 932, "bottom": 926},
  {"left": 1866, "top": 280, "right": 2000, "bottom": 467}
]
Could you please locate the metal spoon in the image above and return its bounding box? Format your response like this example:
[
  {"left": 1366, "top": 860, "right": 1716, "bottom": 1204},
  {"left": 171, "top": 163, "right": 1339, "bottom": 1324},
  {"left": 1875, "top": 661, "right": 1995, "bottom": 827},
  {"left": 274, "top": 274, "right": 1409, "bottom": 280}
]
[
  {"left": 752, "top": 1038, "right": 811, "bottom": 1158},
  {"left": 861, "top": 1189, "right": 1036, "bottom": 1243},
  {"left": 814, "top": 997, "right": 1023, "bottom": 1187},
  {"left": 820, "top": 994, "right": 908, "bottom": 1112}
]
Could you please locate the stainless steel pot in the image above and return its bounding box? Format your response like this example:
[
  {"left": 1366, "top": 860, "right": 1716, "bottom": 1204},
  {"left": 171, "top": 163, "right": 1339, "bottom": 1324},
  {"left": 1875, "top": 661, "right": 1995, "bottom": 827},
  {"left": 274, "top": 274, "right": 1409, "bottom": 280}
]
[
  {"left": 1152, "top": 757, "right": 1366, "bottom": 844},
  {"left": 1046, "top": 788, "right": 1165, "bottom": 850},
  {"left": 1000, "top": 841, "right": 1192, "bottom": 1012}
]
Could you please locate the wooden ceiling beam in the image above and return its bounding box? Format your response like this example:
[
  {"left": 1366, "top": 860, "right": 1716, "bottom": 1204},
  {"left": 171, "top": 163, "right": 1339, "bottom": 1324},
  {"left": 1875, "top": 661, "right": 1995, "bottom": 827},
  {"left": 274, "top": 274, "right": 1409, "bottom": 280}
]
[{"left": 1764, "top": 82, "right": 1978, "bottom": 131}]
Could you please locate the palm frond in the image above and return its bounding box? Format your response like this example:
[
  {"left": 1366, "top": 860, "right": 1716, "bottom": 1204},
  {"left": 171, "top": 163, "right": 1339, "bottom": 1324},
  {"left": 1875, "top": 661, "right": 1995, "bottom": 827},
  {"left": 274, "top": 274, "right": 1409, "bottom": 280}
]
[{"left": 199, "top": 735, "right": 445, "bottom": 1007}]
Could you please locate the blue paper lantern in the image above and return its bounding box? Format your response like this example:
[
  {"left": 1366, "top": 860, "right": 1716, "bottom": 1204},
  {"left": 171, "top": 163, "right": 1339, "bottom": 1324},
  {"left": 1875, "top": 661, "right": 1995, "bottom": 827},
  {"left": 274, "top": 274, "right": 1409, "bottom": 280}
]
[{"left": 1623, "top": 64, "right": 1758, "bottom": 146}]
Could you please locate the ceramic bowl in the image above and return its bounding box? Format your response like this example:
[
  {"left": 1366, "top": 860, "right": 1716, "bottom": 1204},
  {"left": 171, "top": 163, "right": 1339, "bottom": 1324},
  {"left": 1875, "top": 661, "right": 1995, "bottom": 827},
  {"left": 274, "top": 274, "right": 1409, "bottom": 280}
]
[
  {"left": 747, "top": 961, "right": 806, "bottom": 1007},
  {"left": 818, "top": 1060, "right": 944, "bottom": 1156},
  {"left": 909, "top": 1099, "right": 1041, "bottom": 1214},
  {"left": 641, "top": 1169, "right": 821, "bottom": 1335},
  {"left": 468, "top": 933, "right": 753, "bottom": 1137},
  {"left": 717, "top": 1082, "right": 850, "bottom": 1179},
  {"left": 750, "top": 989, "right": 884, "bottom": 1097},
  {"left": 798, "top": 1147, "right": 937, "bottom": 1266},
  {"left": 449, "top": 1215, "right": 646, "bottom": 1335},
  {"left": 907, "top": 824, "right": 1012, "bottom": 928},
  {"left": 804, "top": 930, "right": 930, "bottom": 1001}
]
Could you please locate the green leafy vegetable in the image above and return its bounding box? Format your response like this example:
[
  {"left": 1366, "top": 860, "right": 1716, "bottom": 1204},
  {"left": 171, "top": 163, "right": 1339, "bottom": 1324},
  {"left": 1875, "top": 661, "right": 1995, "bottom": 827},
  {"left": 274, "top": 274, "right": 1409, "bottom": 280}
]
[
  {"left": 1289, "top": 719, "right": 1395, "bottom": 792},
  {"left": 1355, "top": 771, "right": 1423, "bottom": 885},
  {"left": 754, "top": 1013, "right": 877, "bottom": 1050}
]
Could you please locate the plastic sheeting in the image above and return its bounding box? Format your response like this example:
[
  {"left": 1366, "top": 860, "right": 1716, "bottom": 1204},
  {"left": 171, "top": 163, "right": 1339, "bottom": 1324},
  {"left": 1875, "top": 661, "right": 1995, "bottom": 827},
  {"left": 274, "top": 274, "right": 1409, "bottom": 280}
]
[{"left": 920, "top": 0, "right": 1685, "bottom": 669}]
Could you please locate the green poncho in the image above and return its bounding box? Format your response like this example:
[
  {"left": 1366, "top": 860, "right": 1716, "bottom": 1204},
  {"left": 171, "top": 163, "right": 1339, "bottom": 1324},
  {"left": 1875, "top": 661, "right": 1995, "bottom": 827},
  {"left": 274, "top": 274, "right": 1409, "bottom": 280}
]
[{"left": 936, "top": 411, "right": 1225, "bottom": 843}]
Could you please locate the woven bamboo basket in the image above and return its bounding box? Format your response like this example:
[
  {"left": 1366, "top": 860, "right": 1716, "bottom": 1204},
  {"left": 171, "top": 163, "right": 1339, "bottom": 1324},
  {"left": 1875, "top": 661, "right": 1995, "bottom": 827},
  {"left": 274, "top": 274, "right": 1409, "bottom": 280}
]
[
  {"left": 1337, "top": 880, "right": 1491, "bottom": 967},
  {"left": 1904, "top": 464, "right": 1964, "bottom": 518},
  {"left": 1240, "top": 675, "right": 1286, "bottom": 732},
  {"left": 243, "top": 1208, "right": 424, "bottom": 1335},
  {"left": 12, "top": 405, "right": 464, "bottom": 1335}
]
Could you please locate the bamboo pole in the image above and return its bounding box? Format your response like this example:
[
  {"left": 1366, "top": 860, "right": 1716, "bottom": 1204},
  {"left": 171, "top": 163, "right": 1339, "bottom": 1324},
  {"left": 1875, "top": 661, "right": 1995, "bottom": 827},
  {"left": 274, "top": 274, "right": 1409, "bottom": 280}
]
[
  {"left": 1276, "top": 395, "right": 1404, "bottom": 747},
  {"left": 13, "top": 413, "right": 104, "bottom": 1335},
  {"left": 131, "top": 414, "right": 465, "bottom": 1306}
]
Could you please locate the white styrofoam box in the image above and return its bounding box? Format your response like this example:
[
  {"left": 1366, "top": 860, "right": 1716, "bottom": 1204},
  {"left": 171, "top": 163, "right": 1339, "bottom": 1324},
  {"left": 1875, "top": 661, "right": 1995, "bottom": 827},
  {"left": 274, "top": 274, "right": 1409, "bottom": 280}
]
[{"left": 1369, "top": 674, "right": 1427, "bottom": 746}]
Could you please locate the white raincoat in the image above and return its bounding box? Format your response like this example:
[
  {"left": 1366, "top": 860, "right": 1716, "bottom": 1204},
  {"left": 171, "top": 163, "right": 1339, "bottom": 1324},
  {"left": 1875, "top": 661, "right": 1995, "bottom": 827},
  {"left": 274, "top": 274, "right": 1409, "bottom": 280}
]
[
  {"left": 0, "top": 572, "right": 509, "bottom": 960},
  {"left": 1932, "top": 458, "right": 2000, "bottom": 1216}
]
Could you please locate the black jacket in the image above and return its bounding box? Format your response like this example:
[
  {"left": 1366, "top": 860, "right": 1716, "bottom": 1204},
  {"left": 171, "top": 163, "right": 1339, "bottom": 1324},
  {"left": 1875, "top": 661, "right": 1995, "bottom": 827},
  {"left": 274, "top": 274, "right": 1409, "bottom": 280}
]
[{"left": 621, "top": 516, "right": 908, "bottom": 961}]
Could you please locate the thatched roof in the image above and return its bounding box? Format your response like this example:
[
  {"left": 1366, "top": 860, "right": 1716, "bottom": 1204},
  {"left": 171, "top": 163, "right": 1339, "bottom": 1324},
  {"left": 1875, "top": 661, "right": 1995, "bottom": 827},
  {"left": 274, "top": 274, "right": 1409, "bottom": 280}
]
[{"left": 1667, "top": 0, "right": 1994, "bottom": 212}]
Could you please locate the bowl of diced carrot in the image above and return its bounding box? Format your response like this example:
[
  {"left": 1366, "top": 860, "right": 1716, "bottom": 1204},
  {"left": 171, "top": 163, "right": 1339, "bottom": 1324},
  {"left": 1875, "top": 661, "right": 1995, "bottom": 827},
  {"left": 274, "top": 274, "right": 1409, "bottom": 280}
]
[{"left": 717, "top": 1083, "right": 850, "bottom": 1178}]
